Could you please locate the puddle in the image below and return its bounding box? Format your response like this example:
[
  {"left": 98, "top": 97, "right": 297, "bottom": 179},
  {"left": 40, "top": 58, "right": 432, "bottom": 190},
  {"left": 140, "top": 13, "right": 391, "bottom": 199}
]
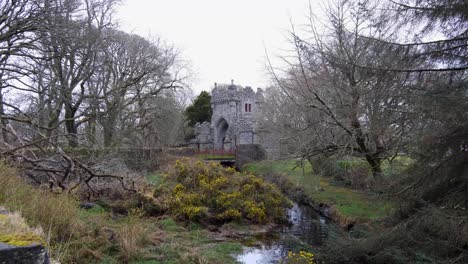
[{"left": 236, "top": 203, "right": 327, "bottom": 264}]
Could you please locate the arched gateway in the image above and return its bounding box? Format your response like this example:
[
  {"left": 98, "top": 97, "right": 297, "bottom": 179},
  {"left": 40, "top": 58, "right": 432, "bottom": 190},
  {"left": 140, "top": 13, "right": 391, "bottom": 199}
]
[
  {"left": 215, "top": 118, "right": 229, "bottom": 150},
  {"left": 189, "top": 81, "right": 267, "bottom": 152}
]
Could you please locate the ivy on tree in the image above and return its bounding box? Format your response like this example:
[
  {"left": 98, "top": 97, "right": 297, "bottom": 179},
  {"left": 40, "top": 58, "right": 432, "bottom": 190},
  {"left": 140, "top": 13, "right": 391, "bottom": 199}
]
[{"left": 185, "top": 91, "right": 212, "bottom": 127}]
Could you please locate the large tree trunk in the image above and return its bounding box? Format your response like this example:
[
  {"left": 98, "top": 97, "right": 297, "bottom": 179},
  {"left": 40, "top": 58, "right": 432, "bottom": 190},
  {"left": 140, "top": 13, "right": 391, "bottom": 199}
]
[
  {"left": 35, "top": 83, "right": 47, "bottom": 143},
  {"left": 348, "top": 93, "right": 384, "bottom": 181},
  {"left": 103, "top": 125, "right": 114, "bottom": 148},
  {"left": 0, "top": 89, "right": 10, "bottom": 143},
  {"left": 45, "top": 102, "right": 62, "bottom": 146},
  {"left": 64, "top": 105, "right": 78, "bottom": 148},
  {"left": 87, "top": 120, "right": 96, "bottom": 145},
  {"left": 103, "top": 113, "right": 117, "bottom": 148},
  {"left": 365, "top": 155, "right": 383, "bottom": 180}
]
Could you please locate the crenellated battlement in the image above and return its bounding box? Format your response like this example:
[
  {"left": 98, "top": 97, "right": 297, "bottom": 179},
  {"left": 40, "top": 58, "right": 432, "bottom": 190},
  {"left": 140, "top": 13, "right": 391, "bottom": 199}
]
[
  {"left": 211, "top": 82, "right": 264, "bottom": 105},
  {"left": 190, "top": 81, "right": 270, "bottom": 155}
]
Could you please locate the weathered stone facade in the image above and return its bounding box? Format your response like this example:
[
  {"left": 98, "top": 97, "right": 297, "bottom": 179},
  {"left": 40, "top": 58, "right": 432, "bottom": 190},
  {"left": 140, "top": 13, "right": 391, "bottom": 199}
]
[
  {"left": 190, "top": 82, "right": 278, "bottom": 158},
  {"left": 0, "top": 208, "right": 50, "bottom": 264}
]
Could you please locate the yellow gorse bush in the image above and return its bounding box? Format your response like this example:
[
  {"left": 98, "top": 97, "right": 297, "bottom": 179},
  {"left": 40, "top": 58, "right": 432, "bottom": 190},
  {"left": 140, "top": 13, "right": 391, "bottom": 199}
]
[
  {"left": 155, "top": 158, "right": 292, "bottom": 223},
  {"left": 285, "top": 250, "right": 316, "bottom": 264}
]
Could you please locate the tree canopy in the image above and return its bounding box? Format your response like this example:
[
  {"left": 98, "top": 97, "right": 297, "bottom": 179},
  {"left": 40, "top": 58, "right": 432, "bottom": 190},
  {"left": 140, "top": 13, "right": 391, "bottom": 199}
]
[{"left": 184, "top": 91, "right": 212, "bottom": 127}]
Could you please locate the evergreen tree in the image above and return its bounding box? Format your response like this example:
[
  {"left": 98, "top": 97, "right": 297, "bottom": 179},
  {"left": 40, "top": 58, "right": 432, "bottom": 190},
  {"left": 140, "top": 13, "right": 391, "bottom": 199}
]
[{"left": 185, "top": 91, "right": 212, "bottom": 127}]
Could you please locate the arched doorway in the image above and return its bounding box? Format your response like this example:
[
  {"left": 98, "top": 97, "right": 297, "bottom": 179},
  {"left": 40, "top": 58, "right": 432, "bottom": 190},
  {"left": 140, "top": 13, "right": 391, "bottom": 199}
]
[{"left": 215, "top": 118, "right": 229, "bottom": 150}]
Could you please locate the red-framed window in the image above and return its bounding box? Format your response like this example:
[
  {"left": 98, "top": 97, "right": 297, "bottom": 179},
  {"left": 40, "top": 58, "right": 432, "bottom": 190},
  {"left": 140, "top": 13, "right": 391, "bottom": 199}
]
[{"left": 245, "top": 103, "right": 252, "bottom": 112}]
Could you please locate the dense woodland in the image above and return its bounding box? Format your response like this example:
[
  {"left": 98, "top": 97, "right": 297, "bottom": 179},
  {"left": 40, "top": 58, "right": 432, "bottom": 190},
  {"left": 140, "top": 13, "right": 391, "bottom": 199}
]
[
  {"left": 0, "top": 0, "right": 189, "bottom": 149},
  {"left": 264, "top": 0, "right": 467, "bottom": 179},
  {"left": 260, "top": 1, "right": 468, "bottom": 262},
  {"left": 0, "top": 0, "right": 467, "bottom": 263},
  {"left": 0, "top": 0, "right": 192, "bottom": 192}
]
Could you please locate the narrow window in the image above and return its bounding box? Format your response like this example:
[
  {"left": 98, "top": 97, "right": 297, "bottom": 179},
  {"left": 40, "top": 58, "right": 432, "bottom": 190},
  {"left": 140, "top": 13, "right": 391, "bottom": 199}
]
[
  {"left": 248, "top": 104, "right": 252, "bottom": 112},
  {"left": 245, "top": 103, "right": 248, "bottom": 112}
]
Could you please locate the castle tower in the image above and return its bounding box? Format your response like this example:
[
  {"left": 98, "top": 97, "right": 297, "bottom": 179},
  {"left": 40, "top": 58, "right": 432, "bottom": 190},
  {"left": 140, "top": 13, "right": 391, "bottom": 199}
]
[
  {"left": 190, "top": 82, "right": 265, "bottom": 152},
  {"left": 209, "top": 81, "right": 263, "bottom": 150}
]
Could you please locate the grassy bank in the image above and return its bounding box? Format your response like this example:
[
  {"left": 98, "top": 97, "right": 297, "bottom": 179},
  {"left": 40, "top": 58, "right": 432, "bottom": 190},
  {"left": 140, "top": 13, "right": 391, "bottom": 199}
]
[
  {"left": 196, "top": 154, "right": 235, "bottom": 160},
  {"left": 82, "top": 210, "right": 244, "bottom": 264},
  {"left": 244, "top": 160, "right": 394, "bottom": 222},
  {"left": 0, "top": 161, "right": 245, "bottom": 263}
]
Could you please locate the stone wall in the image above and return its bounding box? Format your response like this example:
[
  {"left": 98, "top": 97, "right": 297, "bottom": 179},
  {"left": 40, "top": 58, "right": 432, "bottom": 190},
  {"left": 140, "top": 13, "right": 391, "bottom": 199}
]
[{"left": 190, "top": 121, "right": 213, "bottom": 150}]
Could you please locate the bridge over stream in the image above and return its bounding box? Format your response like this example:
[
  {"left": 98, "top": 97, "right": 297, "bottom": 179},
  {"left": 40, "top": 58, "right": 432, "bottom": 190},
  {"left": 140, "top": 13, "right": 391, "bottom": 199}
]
[{"left": 194, "top": 144, "right": 266, "bottom": 169}]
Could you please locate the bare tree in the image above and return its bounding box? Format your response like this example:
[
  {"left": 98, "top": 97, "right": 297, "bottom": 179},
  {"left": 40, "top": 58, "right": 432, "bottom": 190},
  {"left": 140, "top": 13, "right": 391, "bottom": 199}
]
[
  {"left": 0, "top": 0, "right": 43, "bottom": 143},
  {"left": 86, "top": 30, "right": 187, "bottom": 147},
  {"left": 268, "top": 0, "right": 420, "bottom": 180},
  {"left": 125, "top": 91, "right": 187, "bottom": 149},
  {"left": 38, "top": 0, "right": 118, "bottom": 147},
  {"left": 0, "top": 0, "right": 191, "bottom": 195}
]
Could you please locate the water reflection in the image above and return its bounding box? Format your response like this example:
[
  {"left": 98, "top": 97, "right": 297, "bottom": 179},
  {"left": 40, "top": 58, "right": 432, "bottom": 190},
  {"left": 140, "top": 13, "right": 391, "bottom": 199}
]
[
  {"left": 237, "top": 245, "right": 284, "bottom": 264},
  {"left": 236, "top": 203, "right": 327, "bottom": 264}
]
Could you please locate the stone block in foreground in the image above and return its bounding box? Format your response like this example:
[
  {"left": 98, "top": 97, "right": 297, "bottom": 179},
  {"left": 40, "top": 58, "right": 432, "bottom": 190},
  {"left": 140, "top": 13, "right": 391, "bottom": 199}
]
[
  {"left": 0, "top": 242, "right": 49, "bottom": 264},
  {"left": 0, "top": 207, "right": 50, "bottom": 264}
]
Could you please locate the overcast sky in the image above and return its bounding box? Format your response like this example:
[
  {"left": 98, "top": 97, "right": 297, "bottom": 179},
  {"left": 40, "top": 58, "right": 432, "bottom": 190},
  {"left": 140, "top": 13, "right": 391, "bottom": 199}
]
[{"left": 116, "top": 0, "right": 319, "bottom": 94}]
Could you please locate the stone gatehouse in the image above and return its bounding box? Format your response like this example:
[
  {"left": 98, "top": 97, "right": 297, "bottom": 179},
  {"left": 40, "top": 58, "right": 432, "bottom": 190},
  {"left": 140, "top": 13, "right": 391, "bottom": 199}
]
[{"left": 190, "top": 81, "right": 278, "bottom": 158}]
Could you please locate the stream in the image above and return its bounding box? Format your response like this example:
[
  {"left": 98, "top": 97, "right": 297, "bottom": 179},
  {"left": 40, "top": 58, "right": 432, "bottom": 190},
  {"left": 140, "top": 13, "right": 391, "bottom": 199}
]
[{"left": 236, "top": 203, "right": 328, "bottom": 264}]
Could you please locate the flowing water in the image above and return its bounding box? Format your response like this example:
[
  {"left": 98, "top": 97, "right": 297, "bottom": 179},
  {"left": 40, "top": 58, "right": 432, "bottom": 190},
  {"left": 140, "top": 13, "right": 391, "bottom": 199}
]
[{"left": 236, "top": 203, "right": 328, "bottom": 264}]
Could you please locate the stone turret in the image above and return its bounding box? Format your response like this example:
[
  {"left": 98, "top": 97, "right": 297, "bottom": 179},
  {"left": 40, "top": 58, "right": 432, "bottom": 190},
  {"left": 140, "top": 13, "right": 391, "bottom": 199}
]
[{"left": 191, "top": 81, "right": 270, "bottom": 154}]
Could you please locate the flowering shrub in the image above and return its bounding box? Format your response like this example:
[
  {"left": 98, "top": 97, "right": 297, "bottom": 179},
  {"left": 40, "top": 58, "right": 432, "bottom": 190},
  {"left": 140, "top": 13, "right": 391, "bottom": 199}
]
[
  {"left": 154, "top": 158, "right": 292, "bottom": 223},
  {"left": 285, "top": 251, "right": 316, "bottom": 264}
]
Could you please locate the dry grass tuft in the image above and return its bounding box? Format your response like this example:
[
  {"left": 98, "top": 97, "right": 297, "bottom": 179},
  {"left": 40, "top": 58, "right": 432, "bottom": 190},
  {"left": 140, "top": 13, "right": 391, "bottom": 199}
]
[
  {"left": 0, "top": 161, "right": 78, "bottom": 259},
  {"left": 0, "top": 208, "right": 45, "bottom": 246},
  {"left": 0, "top": 208, "right": 44, "bottom": 237},
  {"left": 116, "top": 219, "right": 148, "bottom": 261}
]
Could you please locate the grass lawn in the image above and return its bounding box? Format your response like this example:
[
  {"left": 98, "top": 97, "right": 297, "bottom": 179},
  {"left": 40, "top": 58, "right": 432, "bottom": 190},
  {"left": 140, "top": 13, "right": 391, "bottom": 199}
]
[
  {"left": 77, "top": 206, "right": 243, "bottom": 264},
  {"left": 196, "top": 154, "right": 235, "bottom": 160},
  {"left": 244, "top": 160, "right": 394, "bottom": 221},
  {"left": 150, "top": 218, "right": 243, "bottom": 264}
]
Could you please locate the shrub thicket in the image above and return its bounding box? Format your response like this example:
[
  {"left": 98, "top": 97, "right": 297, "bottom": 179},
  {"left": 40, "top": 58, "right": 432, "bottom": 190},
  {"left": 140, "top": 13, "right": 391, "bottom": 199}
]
[
  {"left": 0, "top": 160, "right": 80, "bottom": 262},
  {"left": 0, "top": 161, "right": 78, "bottom": 242},
  {"left": 154, "top": 159, "right": 292, "bottom": 223}
]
